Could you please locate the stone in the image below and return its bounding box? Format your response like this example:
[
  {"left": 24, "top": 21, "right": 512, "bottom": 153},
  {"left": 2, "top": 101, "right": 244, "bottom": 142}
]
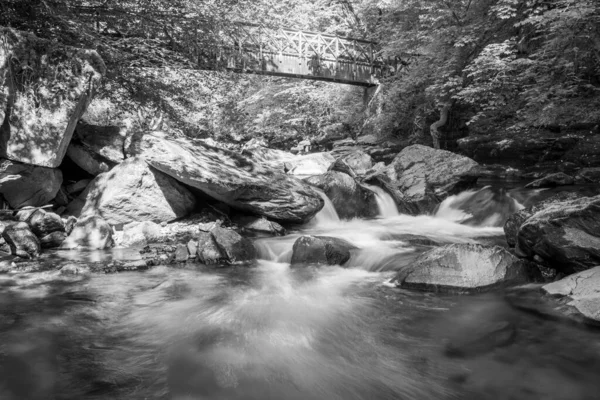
[
  {"left": 516, "top": 195, "right": 600, "bottom": 274},
  {"left": 285, "top": 152, "right": 335, "bottom": 176},
  {"left": 20, "top": 209, "right": 65, "bottom": 238},
  {"left": 0, "top": 159, "right": 62, "bottom": 208},
  {"left": 2, "top": 222, "right": 41, "bottom": 258},
  {"left": 210, "top": 226, "right": 256, "bottom": 263},
  {"left": 39, "top": 231, "right": 67, "bottom": 249},
  {"left": 64, "top": 216, "right": 77, "bottom": 235},
  {"left": 66, "top": 179, "right": 91, "bottom": 195},
  {"left": 238, "top": 216, "right": 286, "bottom": 237},
  {"left": 119, "top": 221, "right": 163, "bottom": 247},
  {"left": 314, "top": 123, "right": 349, "bottom": 145},
  {"left": 385, "top": 145, "right": 479, "bottom": 214},
  {"left": 196, "top": 231, "right": 225, "bottom": 265},
  {"left": 73, "top": 122, "right": 126, "bottom": 163},
  {"left": 0, "top": 28, "right": 105, "bottom": 167},
  {"left": 187, "top": 239, "right": 198, "bottom": 256},
  {"left": 305, "top": 171, "right": 378, "bottom": 219},
  {"left": 394, "top": 244, "right": 533, "bottom": 293},
  {"left": 65, "top": 157, "right": 196, "bottom": 225},
  {"left": 174, "top": 243, "right": 189, "bottom": 262},
  {"left": 542, "top": 266, "right": 600, "bottom": 324},
  {"left": 290, "top": 235, "right": 357, "bottom": 266},
  {"left": 138, "top": 134, "right": 323, "bottom": 223},
  {"left": 59, "top": 264, "right": 91, "bottom": 276},
  {"left": 524, "top": 172, "right": 575, "bottom": 188},
  {"left": 332, "top": 150, "right": 373, "bottom": 176},
  {"left": 66, "top": 144, "right": 114, "bottom": 176},
  {"left": 61, "top": 215, "right": 113, "bottom": 250}
]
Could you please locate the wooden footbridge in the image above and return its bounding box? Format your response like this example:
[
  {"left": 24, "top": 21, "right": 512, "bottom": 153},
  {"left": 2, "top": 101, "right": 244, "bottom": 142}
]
[{"left": 74, "top": 6, "right": 399, "bottom": 87}]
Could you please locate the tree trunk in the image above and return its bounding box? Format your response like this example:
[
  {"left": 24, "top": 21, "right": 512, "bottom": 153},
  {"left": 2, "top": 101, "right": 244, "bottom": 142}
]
[{"left": 430, "top": 103, "right": 450, "bottom": 149}]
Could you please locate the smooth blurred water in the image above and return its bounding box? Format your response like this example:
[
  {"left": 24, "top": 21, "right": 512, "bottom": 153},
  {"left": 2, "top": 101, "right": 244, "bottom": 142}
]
[{"left": 1, "top": 186, "right": 600, "bottom": 399}]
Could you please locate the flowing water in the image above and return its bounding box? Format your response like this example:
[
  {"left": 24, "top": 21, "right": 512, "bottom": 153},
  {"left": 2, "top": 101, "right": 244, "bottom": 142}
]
[{"left": 1, "top": 186, "right": 600, "bottom": 399}]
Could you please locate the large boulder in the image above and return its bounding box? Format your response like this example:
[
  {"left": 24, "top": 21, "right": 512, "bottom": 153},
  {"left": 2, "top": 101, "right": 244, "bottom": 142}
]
[
  {"left": 61, "top": 215, "right": 113, "bottom": 249},
  {"left": 0, "top": 28, "right": 105, "bottom": 167},
  {"left": 66, "top": 144, "right": 114, "bottom": 176},
  {"left": 305, "top": 171, "right": 378, "bottom": 219},
  {"left": 66, "top": 157, "right": 196, "bottom": 225},
  {"left": 542, "top": 266, "right": 600, "bottom": 324},
  {"left": 0, "top": 159, "right": 62, "bottom": 208},
  {"left": 290, "top": 235, "right": 357, "bottom": 266},
  {"left": 385, "top": 145, "right": 479, "bottom": 214},
  {"left": 138, "top": 134, "right": 323, "bottom": 223},
  {"left": 393, "top": 244, "right": 533, "bottom": 293},
  {"left": 1, "top": 222, "right": 41, "bottom": 258},
  {"left": 516, "top": 195, "right": 600, "bottom": 274}
]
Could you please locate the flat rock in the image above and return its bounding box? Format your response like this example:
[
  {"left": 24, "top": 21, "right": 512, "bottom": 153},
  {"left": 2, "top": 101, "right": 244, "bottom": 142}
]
[
  {"left": 0, "top": 159, "right": 62, "bottom": 208},
  {"left": 138, "top": 134, "right": 323, "bottom": 223},
  {"left": 543, "top": 266, "right": 600, "bottom": 324},
  {"left": 66, "top": 157, "right": 196, "bottom": 225},
  {"left": 394, "top": 243, "right": 533, "bottom": 293},
  {"left": 525, "top": 172, "right": 574, "bottom": 188},
  {"left": 291, "top": 235, "right": 357, "bottom": 266}
]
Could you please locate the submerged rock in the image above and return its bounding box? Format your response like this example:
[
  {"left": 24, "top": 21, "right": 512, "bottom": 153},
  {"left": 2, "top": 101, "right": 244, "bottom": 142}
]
[
  {"left": 525, "top": 172, "right": 574, "bottom": 188},
  {"left": 0, "top": 28, "right": 105, "bottom": 167},
  {"left": 139, "top": 134, "right": 323, "bottom": 223},
  {"left": 542, "top": 266, "right": 600, "bottom": 324},
  {"left": 1, "top": 222, "right": 41, "bottom": 258},
  {"left": 290, "top": 235, "right": 357, "bottom": 266},
  {"left": 385, "top": 145, "right": 479, "bottom": 214},
  {"left": 305, "top": 171, "right": 378, "bottom": 219},
  {"left": 0, "top": 159, "right": 62, "bottom": 208},
  {"left": 394, "top": 243, "right": 533, "bottom": 293},
  {"left": 66, "top": 157, "right": 196, "bottom": 225},
  {"left": 516, "top": 195, "right": 600, "bottom": 273},
  {"left": 61, "top": 216, "right": 113, "bottom": 250}
]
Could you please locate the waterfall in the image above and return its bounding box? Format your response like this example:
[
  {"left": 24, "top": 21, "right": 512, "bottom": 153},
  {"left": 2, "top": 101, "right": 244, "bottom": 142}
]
[
  {"left": 311, "top": 189, "right": 340, "bottom": 226},
  {"left": 365, "top": 184, "right": 399, "bottom": 218}
]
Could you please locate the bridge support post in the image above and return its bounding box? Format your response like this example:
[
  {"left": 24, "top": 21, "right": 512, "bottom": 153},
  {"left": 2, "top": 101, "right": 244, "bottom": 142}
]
[{"left": 363, "top": 85, "right": 379, "bottom": 115}]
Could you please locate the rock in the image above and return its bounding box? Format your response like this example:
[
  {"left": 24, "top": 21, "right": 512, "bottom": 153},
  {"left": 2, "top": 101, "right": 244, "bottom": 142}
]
[
  {"left": 525, "top": 172, "right": 575, "bottom": 188},
  {"left": 542, "top": 266, "right": 600, "bottom": 324},
  {"left": 578, "top": 167, "right": 600, "bottom": 183},
  {"left": 290, "top": 235, "right": 357, "bottom": 266},
  {"left": 66, "top": 144, "right": 114, "bottom": 176},
  {"left": 187, "top": 239, "right": 198, "bottom": 256},
  {"left": 314, "top": 123, "right": 349, "bottom": 145},
  {"left": 0, "top": 159, "right": 62, "bottom": 208},
  {"left": 2, "top": 222, "right": 41, "bottom": 258},
  {"left": 138, "top": 134, "right": 323, "bottom": 223},
  {"left": 61, "top": 216, "right": 113, "bottom": 249},
  {"left": 174, "top": 244, "right": 189, "bottom": 262},
  {"left": 20, "top": 209, "right": 65, "bottom": 238},
  {"left": 59, "top": 264, "right": 91, "bottom": 276},
  {"left": 0, "top": 28, "right": 105, "bottom": 167},
  {"left": 119, "top": 221, "right": 163, "bottom": 247},
  {"left": 238, "top": 216, "right": 286, "bottom": 237},
  {"left": 332, "top": 150, "right": 373, "bottom": 176},
  {"left": 385, "top": 145, "right": 479, "bottom": 214},
  {"left": 516, "top": 195, "right": 600, "bottom": 274},
  {"left": 65, "top": 157, "right": 196, "bottom": 225},
  {"left": 394, "top": 244, "right": 533, "bottom": 293},
  {"left": 73, "top": 122, "right": 126, "bottom": 163},
  {"left": 66, "top": 179, "right": 91, "bottom": 195},
  {"left": 196, "top": 231, "right": 225, "bottom": 265},
  {"left": 305, "top": 171, "right": 378, "bottom": 219},
  {"left": 52, "top": 188, "right": 70, "bottom": 207},
  {"left": 211, "top": 226, "right": 256, "bottom": 263},
  {"left": 39, "top": 231, "right": 67, "bottom": 249},
  {"left": 286, "top": 153, "right": 335, "bottom": 176},
  {"left": 64, "top": 216, "right": 77, "bottom": 235}
]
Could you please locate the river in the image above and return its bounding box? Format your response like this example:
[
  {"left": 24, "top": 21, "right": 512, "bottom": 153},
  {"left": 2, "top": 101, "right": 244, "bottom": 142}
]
[{"left": 0, "top": 186, "right": 599, "bottom": 399}]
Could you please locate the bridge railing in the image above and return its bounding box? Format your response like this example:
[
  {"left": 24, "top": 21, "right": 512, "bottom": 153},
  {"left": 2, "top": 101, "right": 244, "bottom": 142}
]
[{"left": 72, "top": 5, "right": 399, "bottom": 85}]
